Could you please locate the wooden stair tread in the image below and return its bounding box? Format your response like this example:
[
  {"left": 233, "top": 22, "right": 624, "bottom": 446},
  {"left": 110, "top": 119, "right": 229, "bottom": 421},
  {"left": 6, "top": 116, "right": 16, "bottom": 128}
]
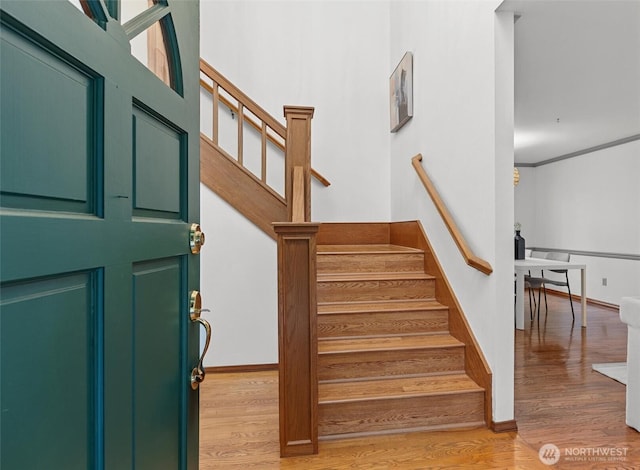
[
  {"left": 318, "top": 299, "right": 446, "bottom": 314},
  {"left": 318, "top": 244, "right": 423, "bottom": 254},
  {"left": 312, "top": 224, "right": 489, "bottom": 439},
  {"left": 319, "top": 374, "right": 482, "bottom": 403},
  {"left": 319, "top": 334, "right": 463, "bottom": 354},
  {"left": 318, "top": 272, "right": 433, "bottom": 282}
]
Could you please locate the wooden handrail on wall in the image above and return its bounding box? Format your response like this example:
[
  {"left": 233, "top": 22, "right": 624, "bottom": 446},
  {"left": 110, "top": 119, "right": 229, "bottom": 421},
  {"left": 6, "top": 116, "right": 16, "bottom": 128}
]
[
  {"left": 199, "top": 60, "right": 330, "bottom": 188},
  {"left": 411, "top": 154, "right": 493, "bottom": 275}
]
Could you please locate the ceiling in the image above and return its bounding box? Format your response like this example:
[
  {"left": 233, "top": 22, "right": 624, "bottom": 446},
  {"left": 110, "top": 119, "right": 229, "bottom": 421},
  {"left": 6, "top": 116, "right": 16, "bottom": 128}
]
[{"left": 499, "top": 0, "right": 640, "bottom": 165}]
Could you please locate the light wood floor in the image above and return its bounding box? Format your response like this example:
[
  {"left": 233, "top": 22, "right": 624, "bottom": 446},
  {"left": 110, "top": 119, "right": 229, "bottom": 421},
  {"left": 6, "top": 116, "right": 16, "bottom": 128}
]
[{"left": 200, "top": 295, "right": 639, "bottom": 469}]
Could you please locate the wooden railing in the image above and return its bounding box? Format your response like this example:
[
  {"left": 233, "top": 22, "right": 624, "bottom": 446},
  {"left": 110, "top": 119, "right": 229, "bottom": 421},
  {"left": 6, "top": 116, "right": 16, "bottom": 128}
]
[
  {"left": 411, "top": 154, "right": 493, "bottom": 275},
  {"left": 199, "top": 59, "right": 330, "bottom": 194},
  {"left": 199, "top": 59, "right": 320, "bottom": 456}
]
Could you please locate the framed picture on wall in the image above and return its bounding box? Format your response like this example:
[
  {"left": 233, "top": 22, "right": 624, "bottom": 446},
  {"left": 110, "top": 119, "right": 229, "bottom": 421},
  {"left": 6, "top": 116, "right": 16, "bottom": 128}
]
[{"left": 390, "top": 51, "right": 413, "bottom": 133}]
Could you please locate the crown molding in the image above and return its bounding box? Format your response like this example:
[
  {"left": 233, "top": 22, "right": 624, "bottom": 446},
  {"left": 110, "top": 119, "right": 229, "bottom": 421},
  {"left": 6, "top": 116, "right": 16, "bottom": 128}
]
[{"left": 516, "top": 133, "right": 640, "bottom": 168}]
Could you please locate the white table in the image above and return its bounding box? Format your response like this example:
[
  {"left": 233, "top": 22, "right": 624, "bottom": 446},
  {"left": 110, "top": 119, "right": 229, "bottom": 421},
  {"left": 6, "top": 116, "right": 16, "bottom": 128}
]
[{"left": 514, "top": 257, "right": 587, "bottom": 330}]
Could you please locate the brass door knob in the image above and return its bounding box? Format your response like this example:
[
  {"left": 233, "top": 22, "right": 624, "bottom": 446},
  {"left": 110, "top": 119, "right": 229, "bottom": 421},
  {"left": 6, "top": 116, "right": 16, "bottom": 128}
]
[{"left": 189, "top": 223, "right": 205, "bottom": 254}]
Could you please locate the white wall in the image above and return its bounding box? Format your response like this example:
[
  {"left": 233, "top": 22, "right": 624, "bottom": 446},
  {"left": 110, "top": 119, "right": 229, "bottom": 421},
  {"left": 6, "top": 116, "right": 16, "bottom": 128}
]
[
  {"left": 200, "top": 186, "right": 278, "bottom": 366},
  {"left": 388, "top": 1, "right": 513, "bottom": 422},
  {"left": 199, "top": 1, "right": 391, "bottom": 366},
  {"left": 515, "top": 140, "right": 640, "bottom": 305}
]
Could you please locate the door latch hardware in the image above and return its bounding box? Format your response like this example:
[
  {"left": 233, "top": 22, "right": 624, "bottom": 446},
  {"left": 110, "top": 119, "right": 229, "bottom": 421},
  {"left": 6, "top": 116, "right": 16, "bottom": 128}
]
[{"left": 189, "top": 290, "right": 211, "bottom": 389}]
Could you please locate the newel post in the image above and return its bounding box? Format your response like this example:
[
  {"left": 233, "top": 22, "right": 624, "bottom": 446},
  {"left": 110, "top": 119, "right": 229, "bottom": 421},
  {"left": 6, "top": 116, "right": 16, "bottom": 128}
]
[
  {"left": 273, "top": 222, "right": 319, "bottom": 457},
  {"left": 284, "top": 106, "right": 314, "bottom": 222}
]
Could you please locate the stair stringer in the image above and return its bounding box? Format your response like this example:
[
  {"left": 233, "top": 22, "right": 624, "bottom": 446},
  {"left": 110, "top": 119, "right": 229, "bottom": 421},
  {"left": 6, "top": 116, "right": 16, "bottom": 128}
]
[
  {"left": 389, "top": 220, "right": 493, "bottom": 426},
  {"left": 200, "top": 134, "right": 287, "bottom": 240}
]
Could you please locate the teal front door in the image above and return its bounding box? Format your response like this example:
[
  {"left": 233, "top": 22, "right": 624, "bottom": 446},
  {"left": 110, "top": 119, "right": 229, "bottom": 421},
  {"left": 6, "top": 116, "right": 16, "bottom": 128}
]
[{"left": 0, "top": 1, "right": 202, "bottom": 469}]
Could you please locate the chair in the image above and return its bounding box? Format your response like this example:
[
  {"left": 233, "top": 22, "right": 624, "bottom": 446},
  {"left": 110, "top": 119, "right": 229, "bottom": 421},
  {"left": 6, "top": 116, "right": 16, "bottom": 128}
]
[
  {"left": 526, "top": 251, "right": 549, "bottom": 319},
  {"left": 515, "top": 271, "right": 541, "bottom": 321},
  {"left": 542, "top": 252, "right": 575, "bottom": 320},
  {"left": 525, "top": 275, "right": 546, "bottom": 321}
]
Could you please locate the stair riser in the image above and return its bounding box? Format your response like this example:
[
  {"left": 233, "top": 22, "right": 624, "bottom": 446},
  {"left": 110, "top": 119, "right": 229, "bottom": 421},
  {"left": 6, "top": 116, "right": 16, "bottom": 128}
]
[
  {"left": 318, "top": 253, "right": 424, "bottom": 274},
  {"left": 319, "top": 392, "right": 484, "bottom": 437},
  {"left": 319, "top": 347, "right": 465, "bottom": 381},
  {"left": 318, "top": 310, "right": 448, "bottom": 338},
  {"left": 314, "top": 234, "right": 488, "bottom": 437},
  {"left": 318, "top": 279, "right": 434, "bottom": 303}
]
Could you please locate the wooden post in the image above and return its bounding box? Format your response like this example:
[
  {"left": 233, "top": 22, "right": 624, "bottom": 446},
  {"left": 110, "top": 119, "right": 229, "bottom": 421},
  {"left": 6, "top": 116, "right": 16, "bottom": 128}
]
[
  {"left": 284, "top": 106, "right": 314, "bottom": 222},
  {"left": 273, "top": 222, "right": 319, "bottom": 457}
]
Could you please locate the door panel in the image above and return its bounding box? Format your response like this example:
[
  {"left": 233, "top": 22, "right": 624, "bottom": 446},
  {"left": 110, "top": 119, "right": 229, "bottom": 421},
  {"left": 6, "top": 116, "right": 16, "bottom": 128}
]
[
  {"left": 132, "top": 257, "right": 182, "bottom": 470},
  {"left": 0, "top": 22, "right": 100, "bottom": 214},
  {"left": 0, "top": 1, "right": 201, "bottom": 469},
  {"left": 133, "top": 105, "right": 184, "bottom": 218},
  {"left": 1, "top": 271, "right": 99, "bottom": 470}
]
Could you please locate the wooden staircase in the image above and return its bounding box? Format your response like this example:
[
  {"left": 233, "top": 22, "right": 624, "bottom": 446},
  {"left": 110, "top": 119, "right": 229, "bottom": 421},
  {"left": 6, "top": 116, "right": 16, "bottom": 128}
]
[
  {"left": 316, "top": 225, "right": 488, "bottom": 439},
  {"left": 197, "top": 58, "right": 493, "bottom": 454}
]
